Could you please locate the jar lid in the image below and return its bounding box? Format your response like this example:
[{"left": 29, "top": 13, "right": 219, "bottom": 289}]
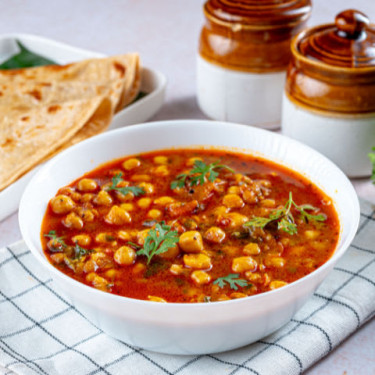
[
  {"left": 297, "top": 10, "right": 375, "bottom": 68},
  {"left": 204, "top": 0, "right": 311, "bottom": 28}
]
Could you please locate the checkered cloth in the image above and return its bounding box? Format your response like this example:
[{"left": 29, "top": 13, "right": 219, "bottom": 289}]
[{"left": 1, "top": 199, "right": 374, "bottom": 375}]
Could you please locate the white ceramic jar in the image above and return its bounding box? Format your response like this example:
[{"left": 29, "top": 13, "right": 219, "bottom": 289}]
[
  {"left": 282, "top": 10, "right": 375, "bottom": 177},
  {"left": 197, "top": 0, "right": 311, "bottom": 129}
]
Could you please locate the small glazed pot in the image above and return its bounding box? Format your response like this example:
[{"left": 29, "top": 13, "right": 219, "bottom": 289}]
[
  {"left": 282, "top": 9, "right": 375, "bottom": 177},
  {"left": 197, "top": 0, "right": 311, "bottom": 129}
]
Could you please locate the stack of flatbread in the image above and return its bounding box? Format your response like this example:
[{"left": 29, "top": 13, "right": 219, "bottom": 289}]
[{"left": 0, "top": 54, "right": 140, "bottom": 191}]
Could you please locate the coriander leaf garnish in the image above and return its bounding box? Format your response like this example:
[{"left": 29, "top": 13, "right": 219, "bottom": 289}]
[
  {"left": 106, "top": 173, "right": 145, "bottom": 196},
  {"left": 213, "top": 273, "right": 248, "bottom": 290},
  {"left": 369, "top": 147, "right": 375, "bottom": 184},
  {"left": 43, "top": 230, "right": 67, "bottom": 251},
  {"left": 171, "top": 160, "right": 234, "bottom": 189},
  {"left": 73, "top": 244, "right": 92, "bottom": 260},
  {"left": 0, "top": 40, "right": 57, "bottom": 70},
  {"left": 137, "top": 222, "right": 179, "bottom": 264},
  {"left": 245, "top": 192, "right": 326, "bottom": 235}
]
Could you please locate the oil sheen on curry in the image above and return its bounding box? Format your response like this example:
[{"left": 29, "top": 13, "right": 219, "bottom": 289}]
[{"left": 41, "top": 149, "right": 340, "bottom": 303}]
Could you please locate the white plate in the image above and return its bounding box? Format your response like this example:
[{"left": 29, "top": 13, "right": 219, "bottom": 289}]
[{"left": 0, "top": 33, "right": 166, "bottom": 222}]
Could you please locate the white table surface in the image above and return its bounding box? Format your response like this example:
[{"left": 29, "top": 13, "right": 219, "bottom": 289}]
[{"left": 0, "top": 1, "right": 374, "bottom": 374}]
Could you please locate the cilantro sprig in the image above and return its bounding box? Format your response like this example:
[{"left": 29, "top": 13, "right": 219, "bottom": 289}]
[
  {"left": 73, "top": 244, "right": 92, "bottom": 260},
  {"left": 213, "top": 273, "right": 248, "bottom": 290},
  {"left": 245, "top": 192, "right": 326, "bottom": 235},
  {"left": 171, "top": 160, "right": 234, "bottom": 189},
  {"left": 369, "top": 147, "right": 375, "bottom": 184},
  {"left": 43, "top": 230, "right": 67, "bottom": 251},
  {"left": 137, "top": 222, "right": 179, "bottom": 264},
  {"left": 106, "top": 173, "right": 145, "bottom": 196}
]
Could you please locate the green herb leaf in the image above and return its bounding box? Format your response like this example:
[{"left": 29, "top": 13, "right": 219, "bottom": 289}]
[
  {"left": 137, "top": 222, "right": 179, "bottom": 264},
  {"left": 106, "top": 173, "right": 145, "bottom": 197},
  {"left": 73, "top": 244, "right": 92, "bottom": 260},
  {"left": 213, "top": 273, "right": 248, "bottom": 290},
  {"left": 171, "top": 160, "right": 234, "bottom": 189},
  {"left": 245, "top": 192, "right": 326, "bottom": 235},
  {"left": 43, "top": 230, "right": 67, "bottom": 251},
  {"left": 369, "top": 147, "right": 375, "bottom": 184},
  {"left": 0, "top": 41, "right": 57, "bottom": 70}
]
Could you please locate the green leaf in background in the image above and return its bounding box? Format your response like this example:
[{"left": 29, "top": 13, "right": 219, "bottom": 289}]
[
  {"left": 369, "top": 147, "right": 375, "bottom": 184},
  {"left": 0, "top": 40, "right": 57, "bottom": 69}
]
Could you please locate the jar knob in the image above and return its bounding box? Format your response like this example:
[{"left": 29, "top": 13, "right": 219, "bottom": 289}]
[{"left": 335, "top": 9, "right": 369, "bottom": 39}]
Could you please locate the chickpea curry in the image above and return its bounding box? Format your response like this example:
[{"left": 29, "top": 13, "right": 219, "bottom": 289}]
[{"left": 41, "top": 149, "right": 340, "bottom": 303}]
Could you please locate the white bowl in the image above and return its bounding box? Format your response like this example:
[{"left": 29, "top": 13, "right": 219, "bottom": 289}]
[
  {"left": 196, "top": 55, "right": 286, "bottom": 129},
  {"left": 19, "top": 120, "right": 359, "bottom": 355}
]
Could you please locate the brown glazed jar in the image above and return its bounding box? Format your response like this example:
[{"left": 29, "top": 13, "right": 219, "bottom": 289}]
[
  {"left": 282, "top": 10, "right": 375, "bottom": 177},
  {"left": 196, "top": 0, "right": 312, "bottom": 129}
]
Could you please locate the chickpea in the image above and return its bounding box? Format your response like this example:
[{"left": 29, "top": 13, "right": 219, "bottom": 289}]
[
  {"left": 133, "top": 263, "right": 146, "bottom": 274},
  {"left": 63, "top": 212, "right": 83, "bottom": 229},
  {"left": 183, "top": 253, "right": 212, "bottom": 270},
  {"left": 77, "top": 178, "right": 97, "bottom": 192},
  {"left": 72, "top": 234, "right": 91, "bottom": 247},
  {"left": 76, "top": 207, "right": 96, "bottom": 222},
  {"left": 191, "top": 270, "right": 211, "bottom": 285},
  {"left": 105, "top": 269, "right": 119, "bottom": 280},
  {"left": 265, "top": 257, "right": 285, "bottom": 268},
  {"left": 153, "top": 156, "right": 168, "bottom": 165},
  {"left": 154, "top": 196, "right": 175, "bottom": 206},
  {"left": 269, "top": 280, "right": 288, "bottom": 290},
  {"left": 122, "top": 158, "right": 141, "bottom": 170},
  {"left": 50, "top": 195, "right": 75, "bottom": 214},
  {"left": 105, "top": 206, "right": 132, "bottom": 225},
  {"left": 214, "top": 206, "right": 228, "bottom": 217},
  {"left": 81, "top": 194, "right": 94, "bottom": 203},
  {"left": 91, "top": 253, "right": 114, "bottom": 270},
  {"left": 120, "top": 203, "right": 134, "bottom": 212},
  {"left": 117, "top": 230, "right": 130, "bottom": 241},
  {"left": 91, "top": 275, "right": 110, "bottom": 291},
  {"left": 114, "top": 246, "right": 136, "bottom": 266},
  {"left": 138, "top": 182, "right": 154, "bottom": 194},
  {"left": 232, "top": 256, "right": 257, "bottom": 273},
  {"left": 224, "top": 213, "right": 248, "bottom": 228},
  {"left": 94, "top": 190, "right": 113, "bottom": 206},
  {"left": 230, "top": 293, "right": 247, "bottom": 299},
  {"left": 95, "top": 233, "right": 117, "bottom": 244},
  {"left": 148, "top": 296, "right": 167, "bottom": 303},
  {"left": 245, "top": 272, "right": 262, "bottom": 282},
  {"left": 158, "top": 245, "right": 180, "bottom": 260},
  {"left": 179, "top": 231, "right": 204, "bottom": 253},
  {"left": 186, "top": 157, "right": 202, "bottom": 167},
  {"left": 260, "top": 199, "right": 276, "bottom": 208},
  {"left": 222, "top": 194, "right": 244, "bottom": 209},
  {"left": 153, "top": 165, "right": 169, "bottom": 176},
  {"left": 242, "top": 189, "right": 257, "bottom": 204},
  {"left": 227, "top": 186, "right": 241, "bottom": 194},
  {"left": 50, "top": 253, "right": 65, "bottom": 264},
  {"left": 83, "top": 259, "right": 96, "bottom": 273},
  {"left": 243, "top": 243, "right": 261, "bottom": 255},
  {"left": 137, "top": 198, "right": 152, "bottom": 209},
  {"left": 137, "top": 229, "right": 150, "bottom": 245},
  {"left": 147, "top": 209, "right": 162, "bottom": 220},
  {"left": 304, "top": 230, "right": 320, "bottom": 240},
  {"left": 170, "top": 264, "right": 184, "bottom": 275},
  {"left": 204, "top": 227, "right": 226, "bottom": 243}
]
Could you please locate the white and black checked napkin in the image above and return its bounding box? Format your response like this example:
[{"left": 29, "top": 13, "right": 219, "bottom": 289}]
[{"left": 1, "top": 198, "right": 375, "bottom": 375}]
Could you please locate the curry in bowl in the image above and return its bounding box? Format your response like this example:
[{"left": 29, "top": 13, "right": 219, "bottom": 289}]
[{"left": 41, "top": 148, "right": 339, "bottom": 303}]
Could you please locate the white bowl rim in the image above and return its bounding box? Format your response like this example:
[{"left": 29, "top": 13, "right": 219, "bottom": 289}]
[{"left": 19, "top": 119, "right": 360, "bottom": 310}]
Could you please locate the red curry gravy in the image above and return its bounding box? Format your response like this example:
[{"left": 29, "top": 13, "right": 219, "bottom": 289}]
[{"left": 41, "top": 149, "right": 340, "bottom": 303}]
